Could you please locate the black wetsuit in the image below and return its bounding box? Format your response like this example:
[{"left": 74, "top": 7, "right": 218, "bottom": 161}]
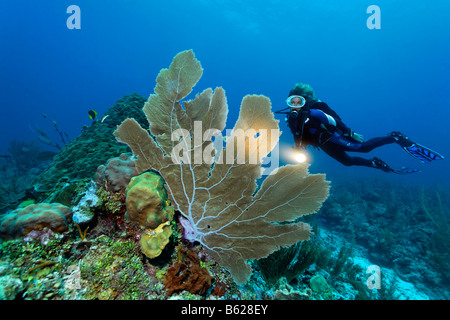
[{"left": 287, "top": 100, "right": 396, "bottom": 168}]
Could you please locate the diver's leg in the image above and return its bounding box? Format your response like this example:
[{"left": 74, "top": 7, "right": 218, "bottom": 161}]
[
  {"left": 321, "top": 144, "right": 373, "bottom": 167},
  {"left": 328, "top": 131, "right": 395, "bottom": 153},
  {"left": 321, "top": 143, "right": 393, "bottom": 172},
  {"left": 356, "top": 136, "right": 396, "bottom": 153}
]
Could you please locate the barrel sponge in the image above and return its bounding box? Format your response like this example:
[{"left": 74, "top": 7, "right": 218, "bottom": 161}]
[
  {"left": 0, "top": 203, "right": 72, "bottom": 240},
  {"left": 140, "top": 221, "right": 172, "bottom": 258},
  {"left": 125, "top": 172, "right": 174, "bottom": 230}
]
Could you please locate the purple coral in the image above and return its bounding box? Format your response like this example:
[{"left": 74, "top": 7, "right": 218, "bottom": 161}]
[
  {"left": 23, "top": 228, "right": 56, "bottom": 245},
  {"left": 95, "top": 153, "right": 139, "bottom": 194},
  {"left": 179, "top": 216, "right": 197, "bottom": 243}
]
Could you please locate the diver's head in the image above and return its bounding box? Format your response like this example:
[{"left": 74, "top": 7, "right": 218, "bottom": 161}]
[
  {"left": 288, "top": 83, "right": 316, "bottom": 101},
  {"left": 286, "top": 96, "right": 306, "bottom": 108},
  {"left": 286, "top": 95, "right": 305, "bottom": 118},
  {"left": 286, "top": 83, "right": 317, "bottom": 118}
]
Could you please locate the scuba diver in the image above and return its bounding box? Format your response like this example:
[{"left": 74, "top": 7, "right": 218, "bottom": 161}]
[{"left": 276, "top": 83, "right": 444, "bottom": 174}]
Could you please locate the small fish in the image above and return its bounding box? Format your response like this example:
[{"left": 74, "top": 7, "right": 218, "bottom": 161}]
[
  {"left": 42, "top": 113, "right": 47, "bottom": 118},
  {"left": 100, "top": 114, "right": 109, "bottom": 123},
  {"left": 88, "top": 109, "right": 97, "bottom": 120}
]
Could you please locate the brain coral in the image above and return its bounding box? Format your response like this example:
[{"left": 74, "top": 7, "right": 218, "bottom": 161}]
[
  {"left": 0, "top": 203, "right": 72, "bottom": 240},
  {"left": 125, "top": 172, "right": 174, "bottom": 230}
]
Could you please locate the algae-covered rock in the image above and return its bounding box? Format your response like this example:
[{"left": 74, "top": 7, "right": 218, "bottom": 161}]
[
  {"left": 310, "top": 274, "right": 330, "bottom": 293},
  {"left": 79, "top": 238, "right": 155, "bottom": 299},
  {"left": 0, "top": 275, "right": 24, "bottom": 300},
  {"left": 273, "top": 283, "right": 311, "bottom": 300}
]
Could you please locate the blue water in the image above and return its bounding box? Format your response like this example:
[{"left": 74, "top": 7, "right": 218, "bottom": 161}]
[{"left": 1, "top": 0, "right": 449, "bottom": 184}]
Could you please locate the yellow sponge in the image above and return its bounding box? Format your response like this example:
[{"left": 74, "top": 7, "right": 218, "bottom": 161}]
[
  {"left": 126, "top": 172, "right": 175, "bottom": 258},
  {"left": 140, "top": 221, "right": 172, "bottom": 258},
  {"left": 126, "top": 172, "right": 174, "bottom": 229}
]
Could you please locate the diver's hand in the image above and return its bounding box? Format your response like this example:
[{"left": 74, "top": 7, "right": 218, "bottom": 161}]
[{"left": 351, "top": 132, "right": 364, "bottom": 143}]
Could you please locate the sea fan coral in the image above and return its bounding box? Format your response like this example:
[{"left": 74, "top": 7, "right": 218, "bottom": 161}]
[{"left": 114, "top": 50, "right": 330, "bottom": 284}]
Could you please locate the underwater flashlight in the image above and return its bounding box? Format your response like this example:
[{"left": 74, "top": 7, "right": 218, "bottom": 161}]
[
  {"left": 279, "top": 143, "right": 311, "bottom": 164},
  {"left": 293, "top": 150, "right": 308, "bottom": 163}
]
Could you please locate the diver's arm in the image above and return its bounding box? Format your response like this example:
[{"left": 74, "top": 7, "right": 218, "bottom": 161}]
[
  {"left": 311, "top": 102, "right": 352, "bottom": 133},
  {"left": 308, "top": 109, "right": 363, "bottom": 142},
  {"left": 309, "top": 109, "right": 336, "bottom": 127},
  {"left": 294, "top": 134, "right": 302, "bottom": 149},
  {"left": 287, "top": 116, "right": 304, "bottom": 149},
  {"left": 311, "top": 102, "right": 363, "bottom": 142}
]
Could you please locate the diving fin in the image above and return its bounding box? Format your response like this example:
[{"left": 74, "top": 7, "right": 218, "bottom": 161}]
[
  {"left": 371, "top": 157, "right": 420, "bottom": 174},
  {"left": 389, "top": 132, "right": 444, "bottom": 163},
  {"left": 392, "top": 167, "right": 421, "bottom": 175},
  {"left": 372, "top": 157, "right": 394, "bottom": 173}
]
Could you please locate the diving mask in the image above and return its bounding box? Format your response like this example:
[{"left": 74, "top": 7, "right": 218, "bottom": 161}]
[{"left": 286, "top": 95, "right": 306, "bottom": 108}]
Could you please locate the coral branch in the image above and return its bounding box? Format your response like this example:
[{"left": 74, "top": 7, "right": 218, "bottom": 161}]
[{"left": 74, "top": 221, "right": 89, "bottom": 241}]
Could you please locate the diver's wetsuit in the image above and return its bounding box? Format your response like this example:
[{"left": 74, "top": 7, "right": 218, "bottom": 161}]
[{"left": 287, "top": 100, "right": 396, "bottom": 168}]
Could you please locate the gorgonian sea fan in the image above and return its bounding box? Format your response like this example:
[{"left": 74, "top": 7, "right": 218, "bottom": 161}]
[{"left": 114, "top": 50, "right": 330, "bottom": 284}]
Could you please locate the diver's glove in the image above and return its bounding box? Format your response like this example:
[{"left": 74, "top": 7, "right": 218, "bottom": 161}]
[
  {"left": 344, "top": 129, "right": 364, "bottom": 143},
  {"left": 351, "top": 132, "right": 364, "bottom": 143}
]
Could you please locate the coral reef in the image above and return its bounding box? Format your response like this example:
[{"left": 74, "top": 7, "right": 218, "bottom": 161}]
[
  {"left": 0, "top": 274, "right": 23, "bottom": 300},
  {"left": 114, "top": 49, "right": 330, "bottom": 284},
  {"left": 1, "top": 50, "right": 447, "bottom": 301},
  {"left": 0, "top": 175, "right": 446, "bottom": 300},
  {"left": 79, "top": 237, "right": 155, "bottom": 300},
  {"left": 319, "top": 177, "right": 450, "bottom": 299},
  {"left": 0, "top": 203, "right": 72, "bottom": 240},
  {"left": 30, "top": 93, "right": 148, "bottom": 200},
  {"left": 0, "top": 140, "right": 55, "bottom": 213},
  {"left": 310, "top": 274, "right": 331, "bottom": 293},
  {"left": 273, "top": 283, "right": 311, "bottom": 300},
  {"left": 256, "top": 237, "right": 322, "bottom": 285}
]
